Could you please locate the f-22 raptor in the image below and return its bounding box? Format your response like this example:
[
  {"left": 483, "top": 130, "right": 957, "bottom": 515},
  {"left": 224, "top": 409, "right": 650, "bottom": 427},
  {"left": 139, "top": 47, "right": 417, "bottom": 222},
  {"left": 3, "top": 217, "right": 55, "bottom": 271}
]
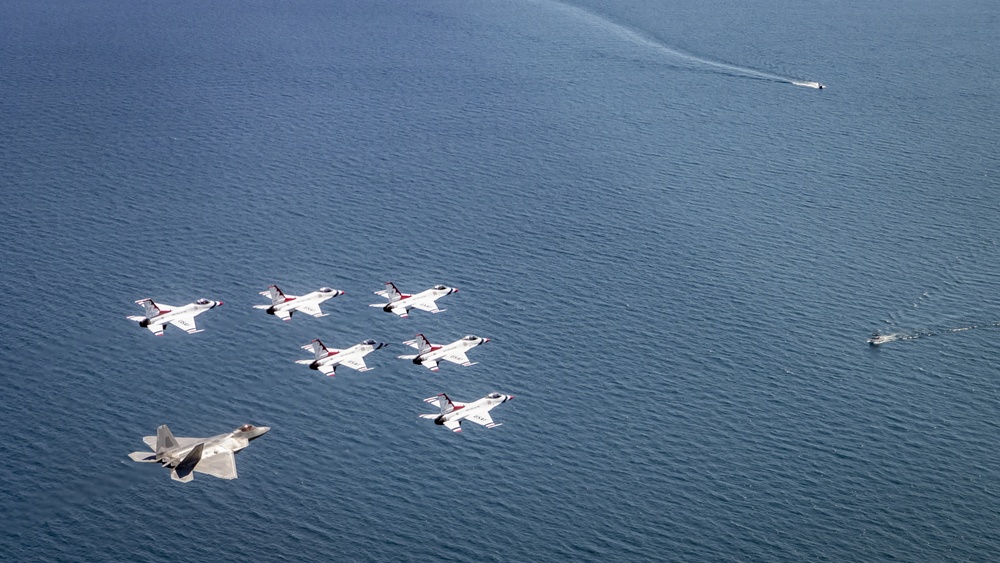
[{"left": 129, "top": 424, "right": 269, "bottom": 482}]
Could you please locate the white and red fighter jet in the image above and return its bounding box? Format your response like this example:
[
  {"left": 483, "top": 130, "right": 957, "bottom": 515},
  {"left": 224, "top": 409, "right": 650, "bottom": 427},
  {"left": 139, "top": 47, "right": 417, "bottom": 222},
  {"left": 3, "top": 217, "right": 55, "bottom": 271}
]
[{"left": 369, "top": 282, "right": 458, "bottom": 318}]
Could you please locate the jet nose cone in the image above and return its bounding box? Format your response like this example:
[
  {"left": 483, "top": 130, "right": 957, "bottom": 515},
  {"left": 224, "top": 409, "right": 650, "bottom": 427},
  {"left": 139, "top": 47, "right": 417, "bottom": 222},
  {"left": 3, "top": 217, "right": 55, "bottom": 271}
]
[
  {"left": 214, "top": 301, "right": 224, "bottom": 308},
  {"left": 450, "top": 287, "right": 459, "bottom": 294},
  {"left": 506, "top": 395, "right": 514, "bottom": 402},
  {"left": 483, "top": 337, "right": 490, "bottom": 343},
  {"left": 249, "top": 426, "right": 270, "bottom": 439}
]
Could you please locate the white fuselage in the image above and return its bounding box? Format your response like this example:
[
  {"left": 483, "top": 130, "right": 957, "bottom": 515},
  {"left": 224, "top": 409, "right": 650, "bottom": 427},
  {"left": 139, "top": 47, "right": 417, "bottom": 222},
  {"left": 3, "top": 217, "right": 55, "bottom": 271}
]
[
  {"left": 160, "top": 434, "right": 248, "bottom": 466},
  {"left": 140, "top": 301, "right": 218, "bottom": 327},
  {"left": 312, "top": 342, "right": 378, "bottom": 370},
  {"left": 384, "top": 287, "right": 455, "bottom": 314},
  {"left": 437, "top": 395, "right": 510, "bottom": 425},
  {"left": 418, "top": 337, "right": 487, "bottom": 362},
  {"left": 270, "top": 290, "right": 335, "bottom": 315}
]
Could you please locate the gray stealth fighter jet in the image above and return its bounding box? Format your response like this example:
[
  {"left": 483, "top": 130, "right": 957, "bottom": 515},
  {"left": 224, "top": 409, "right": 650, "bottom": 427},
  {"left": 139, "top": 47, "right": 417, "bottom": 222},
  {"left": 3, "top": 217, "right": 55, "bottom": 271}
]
[{"left": 129, "top": 424, "right": 270, "bottom": 482}]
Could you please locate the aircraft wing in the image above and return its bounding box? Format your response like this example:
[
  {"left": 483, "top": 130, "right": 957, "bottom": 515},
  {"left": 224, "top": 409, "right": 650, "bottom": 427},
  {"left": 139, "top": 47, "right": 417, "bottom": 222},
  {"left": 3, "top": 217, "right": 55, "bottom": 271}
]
[
  {"left": 169, "top": 315, "right": 201, "bottom": 334},
  {"left": 294, "top": 302, "right": 326, "bottom": 318},
  {"left": 194, "top": 451, "right": 238, "bottom": 480},
  {"left": 410, "top": 299, "right": 443, "bottom": 314},
  {"left": 466, "top": 411, "right": 501, "bottom": 429},
  {"left": 339, "top": 356, "right": 372, "bottom": 372},
  {"left": 442, "top": 352, "right": 475, "bottom": 367},
  {"left": 443, "top": 419, "right": 462, "bottom": 433}
]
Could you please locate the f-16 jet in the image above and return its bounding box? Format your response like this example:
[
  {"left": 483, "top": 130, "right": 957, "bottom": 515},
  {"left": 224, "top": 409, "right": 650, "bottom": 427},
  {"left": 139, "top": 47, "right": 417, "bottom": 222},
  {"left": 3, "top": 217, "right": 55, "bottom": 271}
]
[
  {"left": 369, "top": 282, "right": 458, "bottom": 318},
  {"left": 128, "top": 423, "right": 269, "bottom": 482},
  {"left": 398, "top": 334, "right": 489, "bottom": 371},
  {"left": 254, "top": 285, "right": 344, "bottom": 321},
  {"left": 127, "top": 297, "right": 223, "bottom": 335},
  {"left": 420, "top": 392, "right": 513, "bottom": 433},
  {"left": 295, "top": 338, "right": 388, "bottom": 377}
]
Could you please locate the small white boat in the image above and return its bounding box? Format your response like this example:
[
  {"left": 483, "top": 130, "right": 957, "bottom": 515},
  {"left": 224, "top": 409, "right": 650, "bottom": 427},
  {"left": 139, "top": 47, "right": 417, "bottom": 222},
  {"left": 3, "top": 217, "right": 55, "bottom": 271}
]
[{"left": 867, "top": 332, "right": 891, "bottom": 346}]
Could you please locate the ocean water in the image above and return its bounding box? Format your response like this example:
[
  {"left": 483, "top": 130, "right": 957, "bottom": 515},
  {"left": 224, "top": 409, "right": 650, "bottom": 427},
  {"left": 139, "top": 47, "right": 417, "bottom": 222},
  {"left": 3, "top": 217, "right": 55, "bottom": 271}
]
[{"left": 2, "top": 0, "right": 999, "bottom": 560}]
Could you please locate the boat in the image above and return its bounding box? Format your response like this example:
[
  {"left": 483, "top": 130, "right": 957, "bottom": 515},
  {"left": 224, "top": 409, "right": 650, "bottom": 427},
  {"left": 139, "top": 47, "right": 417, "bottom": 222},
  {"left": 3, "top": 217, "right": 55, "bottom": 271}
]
[{"left": 867, "top": 331, "right": 891, "bottom": 346}]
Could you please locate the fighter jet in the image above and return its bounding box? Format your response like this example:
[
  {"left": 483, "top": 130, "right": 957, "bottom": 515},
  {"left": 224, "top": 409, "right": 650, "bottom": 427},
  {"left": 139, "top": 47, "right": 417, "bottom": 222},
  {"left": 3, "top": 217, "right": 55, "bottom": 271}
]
[
  {"left": 128, "top": 424, "right": 269, "bottom": 482},
  {"left": 398, "top": 334, "right": 489, "bottom": 371},
  {"left": 295, "top": 338, "right": 388, "bottom": 376},
  {"left": 253, "top": 285, "right": 344, "bottom": 321},
  {"left": 127, "top": 297, "right": 223, "bottom": 335},
  {"left": 420, "top": 392, "right": 514, "bottom": 433},
  {"left": 369, "top": 282, "right": 458, "bottom": 318}
]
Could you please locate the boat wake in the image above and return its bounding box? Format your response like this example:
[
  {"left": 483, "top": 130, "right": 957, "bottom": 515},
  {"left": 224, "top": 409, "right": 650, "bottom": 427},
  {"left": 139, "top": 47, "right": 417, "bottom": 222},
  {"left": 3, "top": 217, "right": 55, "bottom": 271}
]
[
  {"left": 868, "top": 323, "right": 1000, "bottom": 346},
  {"left": 542, "top": 0, "right": 823, "bottom": 89}
]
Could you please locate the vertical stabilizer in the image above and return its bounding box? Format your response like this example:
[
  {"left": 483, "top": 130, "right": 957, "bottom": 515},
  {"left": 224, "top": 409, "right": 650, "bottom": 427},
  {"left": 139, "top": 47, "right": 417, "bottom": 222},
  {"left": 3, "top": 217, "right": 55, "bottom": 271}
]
[
  {"left": 414, "top": 334, "right": 433, "bottom": 355},
  {"left": 311, "top": 339, "right": 329, "bottom": 359},
  {"left": 268, "top": 285, "right": 286, "bottom": 305},
  {"left": 171, "top": 443, "right": 204, "bottom": 482},
  {"left": 138, "top": 299, "right": 162, "bottom": 318},
  {"left": 438, "top": 393, "right": 457, "bottom": 414},
  {"left": 384, "top": 282, "right": 403, "bottom": 302},
  {"left": 156, "top": 424, "right": 179, "bottom": 453}
]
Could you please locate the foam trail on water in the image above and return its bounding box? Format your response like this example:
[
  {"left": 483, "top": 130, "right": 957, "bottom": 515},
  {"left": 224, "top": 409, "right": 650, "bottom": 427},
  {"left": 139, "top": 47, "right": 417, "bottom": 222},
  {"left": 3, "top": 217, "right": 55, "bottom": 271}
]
[{"left": 542, "top": 0, "right": 822, "bottom": 88}]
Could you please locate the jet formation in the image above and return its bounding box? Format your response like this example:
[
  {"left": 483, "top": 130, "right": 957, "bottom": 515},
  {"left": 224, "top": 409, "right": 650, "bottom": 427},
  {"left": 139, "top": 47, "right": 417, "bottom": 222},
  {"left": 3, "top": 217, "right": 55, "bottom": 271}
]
[
  {"left": 398, "top": 333, "right": 490, "bottom": 371},
  {"left": 127, "top": 297, "right": 223, "bottom": 336},
  {"left": 129, "top": 424, "right": 269, "bottom": 482},
  {"left": 128, "top": 280, "right": 512, "bottom": 482}
]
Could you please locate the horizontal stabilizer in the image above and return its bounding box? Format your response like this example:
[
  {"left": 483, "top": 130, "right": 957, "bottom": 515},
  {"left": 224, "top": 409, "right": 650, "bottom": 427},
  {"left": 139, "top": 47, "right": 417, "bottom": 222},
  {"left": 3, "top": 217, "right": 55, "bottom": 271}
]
[{"left": 129, "top": 451, "right": 157, "bottom": 462}]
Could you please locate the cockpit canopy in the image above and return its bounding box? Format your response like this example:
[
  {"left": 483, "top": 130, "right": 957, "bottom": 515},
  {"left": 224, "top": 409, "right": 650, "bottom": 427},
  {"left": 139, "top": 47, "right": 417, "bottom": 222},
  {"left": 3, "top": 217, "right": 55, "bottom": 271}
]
[
  {"left": 238, "top": 424, "right": 256, "bottom": 432},
  {"left": 487, "top": 392, "right": 503, "bottom": 399},
  {"left": 463, "top": 335, "right": 479, "bottom": 341},
  {"left": 432, "top": 284, "right": 447, "bottom": 290},
  {"left": 196, "top": 298, "right": 211, "bottom": 305},
  {"left": 319, "top": 287, "right": 333, "bottom": 293},
  {"left": 362, "top": 339, "right": 376, "bottom": 345}
]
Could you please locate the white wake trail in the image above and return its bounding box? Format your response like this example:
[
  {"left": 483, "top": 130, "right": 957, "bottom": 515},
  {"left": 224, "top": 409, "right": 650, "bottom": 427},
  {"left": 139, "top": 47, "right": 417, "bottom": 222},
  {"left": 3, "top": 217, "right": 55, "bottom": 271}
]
[{"left": 542, "top": 0, "right": 823, "bottom": 88}]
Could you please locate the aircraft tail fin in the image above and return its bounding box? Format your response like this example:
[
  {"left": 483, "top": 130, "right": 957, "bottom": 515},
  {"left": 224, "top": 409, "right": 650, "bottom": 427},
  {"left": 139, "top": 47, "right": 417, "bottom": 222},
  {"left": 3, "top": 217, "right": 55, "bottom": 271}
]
[
  {"left": 136, "top": 298, "right": 162, "bottom": 318},
  {"left": 156, "top": 424, "right": 179, "bottom": 454},
  {"left": 384, "top": 282, "right": 404, "bottom": 302},
  {"left": 424, "top": 393, "right": 457, "bottom": 414},
  {"left": 171, "top": 443, "right": 203, "bottom": 482},
  {"left": 414, "top": 333, "right": 433, "bottom": 355},
  {"left": 302, "top": 339, "right": 328, "bottom": 359},
  {"left": 267, "top": 285, "right": 286, "bottom": 305}
]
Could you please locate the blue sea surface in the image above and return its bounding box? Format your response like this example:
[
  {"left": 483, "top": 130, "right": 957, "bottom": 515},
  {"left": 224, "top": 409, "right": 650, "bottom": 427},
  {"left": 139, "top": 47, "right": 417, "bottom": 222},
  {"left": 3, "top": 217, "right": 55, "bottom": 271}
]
[{"left": 2, "top": 0, "right": 999, "bottom": 561}]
